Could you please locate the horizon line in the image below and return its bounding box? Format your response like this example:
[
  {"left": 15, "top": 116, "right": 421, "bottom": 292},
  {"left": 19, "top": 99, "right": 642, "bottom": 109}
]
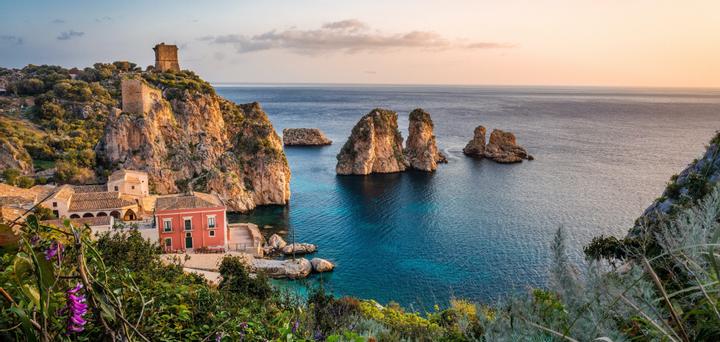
[{"left": 209, "top": 81, "right": 720, "bottom": 91}]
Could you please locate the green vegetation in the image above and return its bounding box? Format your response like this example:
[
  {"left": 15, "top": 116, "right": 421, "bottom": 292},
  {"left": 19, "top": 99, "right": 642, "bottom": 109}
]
[
  {"left": 0, "top": 168, "right": 34, "bottom": 188},
  {"left": 143, "top": 70, "right": 215, "bottom": 97}
]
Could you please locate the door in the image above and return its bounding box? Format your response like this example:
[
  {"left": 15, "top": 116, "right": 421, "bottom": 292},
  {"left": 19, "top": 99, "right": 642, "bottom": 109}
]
[{"left": 185, "top": 232, "right": 193, "bottom": 249}]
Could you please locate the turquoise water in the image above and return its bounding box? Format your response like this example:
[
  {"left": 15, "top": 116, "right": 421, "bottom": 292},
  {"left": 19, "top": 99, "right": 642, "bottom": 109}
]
[{"left": 218, "top": 85, "right": 720, "bottom": 309}]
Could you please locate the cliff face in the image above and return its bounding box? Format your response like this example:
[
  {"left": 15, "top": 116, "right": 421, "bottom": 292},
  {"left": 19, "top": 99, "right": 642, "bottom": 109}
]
[
  {"left": 283, "top": 128, "right": 332, "bottom": 146},
  {"left": 336, "top": 109, "right": 408, "bottom": 175},
  {"left": 630, "top": 133, "right": 720, "bottom": 237},
  {"left": 96, "top": 83, "right": 290, "bottom": 212},
  {"left": 404, "top": 109, "right": 446, "bottom": 171},
  {"left": 0, "top": 138, "right": 33, "bottom": 175}
]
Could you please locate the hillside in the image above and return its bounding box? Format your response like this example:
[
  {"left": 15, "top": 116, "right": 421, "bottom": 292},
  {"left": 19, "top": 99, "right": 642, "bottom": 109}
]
[{"left": 0, "top": 63, "right": 290, "bottom": 211}]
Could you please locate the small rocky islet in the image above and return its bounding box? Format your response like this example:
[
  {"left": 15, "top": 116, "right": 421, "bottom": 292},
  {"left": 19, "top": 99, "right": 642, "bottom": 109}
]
[
  {"left": 463, "top": 125, "right": 533, "bottom": 163},
  {"left": 282, "top": 128, "right": 332, "bottom": 146}
]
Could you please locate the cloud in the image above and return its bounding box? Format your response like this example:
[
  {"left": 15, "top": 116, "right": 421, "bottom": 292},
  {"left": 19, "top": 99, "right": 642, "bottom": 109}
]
[
  {"left": 95, "top": 16, "right": 112, "bottom": 23},
  {"left": 0, "top": 35, "right": 24, "bottom": 45},
  {"left": 51, "top": 19, "right": 65, "bottom": 24},
  {"left": 201, "top": 19, "right": 511, "bottom": 55},
  {"left": 56, "top": 30, "right": 84, "bottom": 41}
]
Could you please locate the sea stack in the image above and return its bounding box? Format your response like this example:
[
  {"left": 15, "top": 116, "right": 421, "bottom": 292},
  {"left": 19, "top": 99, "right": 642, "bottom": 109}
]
[
  {"left": 404, "top": 108, "right": 447, "bottom": 171},
  {"left": 283, "top": 128, "right": 332, "bottom": 146},
  {"left": 336, "top": 108, "right": 408, "bottom": 175},
  {"left": 463, "top": 126, "right": 532, "bottom": 163},
  {"left": 462, "top": 125, "right": 487, "bottom": 158}
]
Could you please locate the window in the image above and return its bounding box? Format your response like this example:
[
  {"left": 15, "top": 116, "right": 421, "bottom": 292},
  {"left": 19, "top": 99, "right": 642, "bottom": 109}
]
[
  {"left": 52, "top": 210, "right": 59, "bottom": 218},
  {"left": 163, "top": 219, "right": 172, "bottom": 232},
  {"left": 184, "top": 219, "right": 192, "bottom": 231},
  {"left": 164, "top": 238, "right": 172, "bottom": 247},
  {"left": 114, "top": 186, "right": 118, "bottom": 191},
  {"left": 52, "top": 202, "right": 57, "bottom": 207},
  {"left": 208, "top": 216, "right": 216, "bottom": 228},
  {"left": 209, "top": 230, "right": 215, "bottom": 237},
  {"left": 131, "top": 185, "right": 135, "bottom": 190}
]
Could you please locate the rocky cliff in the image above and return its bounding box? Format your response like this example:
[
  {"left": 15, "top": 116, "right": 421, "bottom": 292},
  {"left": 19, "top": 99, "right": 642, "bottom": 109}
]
[
  {"left": 336, "top": 108, "right": 408, "bottom": 175},
  {"left": 463, "top": 126, "right": 532, "bottom": 163},
  {"left": 404, "top": 108, "right": 446, "bottom": 171},
  {"left": 283, "top": 128, "right": 332, "bottom": 146},
  {"left": 96, "top": 79, "right": 290, "bottom": 212},
  {"left": 629, "top": 132, "right": 720, "bottom": 237},
  {"left": 0, "top": 138, "right": 33, "bottom": 175}
]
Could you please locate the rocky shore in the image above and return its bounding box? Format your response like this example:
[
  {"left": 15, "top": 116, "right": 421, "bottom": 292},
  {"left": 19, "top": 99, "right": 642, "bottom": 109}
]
[{"left": 283, "top": 128, "right": 332, "bottom": 146}]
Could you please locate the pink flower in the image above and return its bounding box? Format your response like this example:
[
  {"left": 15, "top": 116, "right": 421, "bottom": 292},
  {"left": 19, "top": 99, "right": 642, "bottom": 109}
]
[
  {"left": 65, "top": 283, "right": 88, "bottom": 333},
  {"left": 45, "top": 241, "right": 63, "bottom": 261}
]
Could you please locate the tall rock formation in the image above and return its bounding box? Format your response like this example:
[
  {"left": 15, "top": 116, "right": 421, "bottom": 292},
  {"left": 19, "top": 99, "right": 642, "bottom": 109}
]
[
  {"left": 336, "top": 108, "right": 408, "bottom": 175},
  {"left": 462, "top": 125, "right": 487, "bottom": 158},
  {"left": 96, "top": 79, "right": 290, "bottom": 212},
  {"left": 404, "top": 108, "right": 447, "bottom": 171}
]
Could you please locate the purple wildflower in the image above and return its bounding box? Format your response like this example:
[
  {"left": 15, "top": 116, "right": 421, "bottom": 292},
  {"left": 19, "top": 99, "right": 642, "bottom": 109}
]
[
  {"left": 30, "top": 235, "right": 40, "bottom": 245},
  {"left": 215, "top": 332, "right": 223, "bottom": 342},
  {"left": 292, "top": 320, "right": 300, "bottom": 334},
  {"left": 314, "top": 330, "right": 324, "bottom": 341},
  {"left": 65, "top": 283, "right": 88, "bottom": 333},
  {"left": 45, "top": 241, "right": 63, "bottom": 261}
]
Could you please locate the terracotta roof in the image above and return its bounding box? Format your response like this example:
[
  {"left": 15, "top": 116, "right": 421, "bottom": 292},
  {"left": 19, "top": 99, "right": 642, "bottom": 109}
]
[
  {"left": 0, "top": 206, "right": 27, "bottom": 223},
  {"left": 41, "top": 216, "right": 113, "bottom": 228},
  {"left": 155, "top": 192, "right": 224, "bottom": 211},
  {"left": 0, "top": 183, "right": 36, "bottom": 201},
  {"left": 108, "top": 169, "right": 148, "bottom": 182},
  {"left": 73, "top": 191, "right": 120, "bottom": 201},
  {"left": 71, "top": 184, "right": 107, "bottom": 193},
  {"left": 69, "top": 197, "right": 135, "bottom": 211},
  {"left": 0, "top": 196, "right": 33, "bottom": 207},
  {"left": 51, "top": 185, "right": 75, "bottom": 201}
]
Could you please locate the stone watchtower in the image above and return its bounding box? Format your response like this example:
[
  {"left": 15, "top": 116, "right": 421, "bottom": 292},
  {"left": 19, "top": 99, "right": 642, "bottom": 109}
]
[{"left": 153, "top": 43, "right": 180, "bottom": 72}]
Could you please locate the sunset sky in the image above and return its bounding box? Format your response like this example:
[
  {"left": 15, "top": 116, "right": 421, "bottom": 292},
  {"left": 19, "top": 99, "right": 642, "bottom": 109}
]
[{"left": 1, "top": 0, "right": 719, "bottom": 87}]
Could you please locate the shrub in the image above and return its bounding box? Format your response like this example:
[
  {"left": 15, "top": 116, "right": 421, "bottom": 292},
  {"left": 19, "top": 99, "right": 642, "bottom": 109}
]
[{"left": 218, "top": 255, "right": 271, "bottom": 299}]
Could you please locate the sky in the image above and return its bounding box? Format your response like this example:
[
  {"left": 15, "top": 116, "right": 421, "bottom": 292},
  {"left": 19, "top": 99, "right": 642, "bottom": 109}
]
[{"left": 1, "top": 0, "right": 719, "bottom": 87}]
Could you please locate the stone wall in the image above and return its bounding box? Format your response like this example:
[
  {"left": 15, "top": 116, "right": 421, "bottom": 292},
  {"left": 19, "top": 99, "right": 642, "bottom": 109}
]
[
  {"left": 153, "top": 43, "right": 180, "bottom": 72},
  {"left": 121, "top": 79, "right": 162, "bottom": 115}
]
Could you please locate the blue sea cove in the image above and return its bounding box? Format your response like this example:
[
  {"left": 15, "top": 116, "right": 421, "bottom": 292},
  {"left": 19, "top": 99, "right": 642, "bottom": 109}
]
[{"left": 217, "top": 85, "right": 720, "bottom": 309}]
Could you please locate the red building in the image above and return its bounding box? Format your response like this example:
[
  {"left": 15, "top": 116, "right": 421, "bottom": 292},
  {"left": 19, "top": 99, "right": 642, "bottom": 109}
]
[{"left": 154, "top": 192, "right": 227, "bottom": 252}]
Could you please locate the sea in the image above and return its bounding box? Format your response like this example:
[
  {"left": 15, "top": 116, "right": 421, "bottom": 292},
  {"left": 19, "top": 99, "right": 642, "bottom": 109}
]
[{"left": 215, "top": 84, "right": 720, "bottom": 310}]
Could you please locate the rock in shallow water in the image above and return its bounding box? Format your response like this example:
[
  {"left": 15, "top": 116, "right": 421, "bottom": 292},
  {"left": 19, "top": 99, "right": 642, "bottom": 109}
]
[
  {"left": 281, "top": 243, "right": 317, "bottom": 255},
  {"left": 283, "top": 128, "right": 332, "bottom": 146},
  {"left": 267, "top": 234, "right": 287, "bottom": 250},
  {"left": 252, "top": 258, "right": 312, "bottom": 279},
  {"left": 310, "top": 258, "right": 335, "bottom": 273}
]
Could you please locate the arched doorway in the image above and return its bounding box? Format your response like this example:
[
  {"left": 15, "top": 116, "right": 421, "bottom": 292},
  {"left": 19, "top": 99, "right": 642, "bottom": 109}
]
[
  {"left": 110, "top": 211, "right": 121, "bottom": 219},
  {"left": 82, "top": 213, "right": 94, "bottom": 218},
  {"left": 96, "top": 212, "right": 108, "bottom": 217},
  {"left": 123, "top": 209, "right": 137, "bottom": 221},
  {"left": 70, "top": 214, "right": 80, "bottom": 219}
]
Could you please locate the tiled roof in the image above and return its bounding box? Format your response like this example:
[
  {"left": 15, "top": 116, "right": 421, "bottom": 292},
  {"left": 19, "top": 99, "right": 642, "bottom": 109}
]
[
  {"left": 41, "top": 216, "right": 113, "bottom": 228},
  {"left": 108, "top": 169, "right": 148, "bottom": 182},
  {"left": 0, "top": 196, "right": 33, "bottom": 207},
  {"left": 73, "top": 191, "right": 120, "bottom": 201},
  {"left": 71, "top": 184, "right": 107, "bottom": 193},
  {"left": 0, "top": 183, "right": 36, "bottom": 201},
  {"left": 69, "top": 197, "right": 136, "bottom": 211},
  {"left": 51, "top": 185, "right": 75, "bottom": 201},
  {"left": 0, "top": 206, "right": 26, "bottom": 223},
  {"left": 155, "top": 192, "right": 224, "bottom": 211}
]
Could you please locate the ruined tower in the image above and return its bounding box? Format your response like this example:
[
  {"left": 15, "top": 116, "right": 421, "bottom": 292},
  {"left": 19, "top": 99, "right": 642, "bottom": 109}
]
[
  {"left": 153, "top": 43, "right": 180, "bottom": 72},
  {"left": 121, "top": 79, "right": 162, "bottom": 115}
]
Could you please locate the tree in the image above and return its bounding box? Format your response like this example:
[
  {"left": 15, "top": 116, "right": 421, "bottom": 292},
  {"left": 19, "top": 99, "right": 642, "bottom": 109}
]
[{"left": 1, "top": 168, "right": 21, "bottom": 185}]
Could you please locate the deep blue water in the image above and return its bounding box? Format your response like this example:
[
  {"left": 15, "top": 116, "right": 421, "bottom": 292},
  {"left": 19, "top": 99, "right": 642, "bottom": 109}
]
[{"left": 217, "top": 85, "right": 720, "bottom": 309}]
